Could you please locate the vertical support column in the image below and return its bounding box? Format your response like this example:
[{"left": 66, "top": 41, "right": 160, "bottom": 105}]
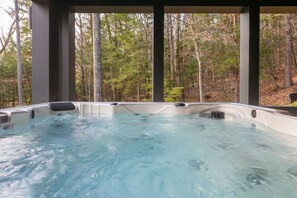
[
  {"left": 32, "top": 1, "right": 51, "bottom": 104},
  {"left": 153, "top": 4, "right": 164, "bottom": 102},
  {"left": 58, "top": 4, "right": 76, "bottom": 101},
  {"left": 32, "top": 0, "right": 75, "bottom": 104},
  {"left": 240, "top": 6, "right": 260, "bottom": 105}
]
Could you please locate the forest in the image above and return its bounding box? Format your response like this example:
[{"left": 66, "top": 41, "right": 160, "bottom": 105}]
[{"left": 1, "top": 0, "right": 297, "bottom": 108}]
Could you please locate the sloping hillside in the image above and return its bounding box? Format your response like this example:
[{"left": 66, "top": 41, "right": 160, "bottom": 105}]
[{"left": 259, "top": 71, "right": 297, "bottom": 106}]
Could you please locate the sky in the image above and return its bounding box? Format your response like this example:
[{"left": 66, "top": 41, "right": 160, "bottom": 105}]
[{"left": 0, "top": 0, "right": 14, "bottom": 33}]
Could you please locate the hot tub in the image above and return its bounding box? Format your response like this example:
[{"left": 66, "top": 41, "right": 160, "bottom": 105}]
[{"left": 1, "top": 102, "right": 297, "bottom": 197}]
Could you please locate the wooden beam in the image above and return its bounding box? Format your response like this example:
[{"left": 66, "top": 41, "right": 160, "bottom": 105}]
[
  {"left": 68, "top": 0, "right": 297, "bottom": 7},
  {"left": 261, "top": 6, "right": 297, "bottom": 13},
  {"left": 70, "top": 6, "right": 153, "bottom": 13}
]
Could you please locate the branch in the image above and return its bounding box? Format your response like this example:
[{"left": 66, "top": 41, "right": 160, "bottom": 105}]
[
  {"left": 292, "top": 40, "right": 297, "bottom": 68},
  {"left": 0, "top": 20, "right": 16, "bottom": 54}
]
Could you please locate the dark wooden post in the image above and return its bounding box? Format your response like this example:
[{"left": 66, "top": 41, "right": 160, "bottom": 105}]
[
  {"left": 153, "top": 4, "right": 164, "bottom": 102},
  {"left": 240, "top": 6, "right": 260, "bottom": 105},
  {"left": 32, "top": 0, "right": 75, "bottom": 103}
]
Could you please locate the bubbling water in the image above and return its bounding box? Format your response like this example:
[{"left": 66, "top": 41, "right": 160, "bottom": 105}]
[{"left": 0, "top": 113, "right": 297, "bottom": 197}]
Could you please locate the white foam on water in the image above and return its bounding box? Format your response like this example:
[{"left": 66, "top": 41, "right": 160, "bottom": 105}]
[{"left": 0, "top": 113, "right": 297, "bottom": 197}]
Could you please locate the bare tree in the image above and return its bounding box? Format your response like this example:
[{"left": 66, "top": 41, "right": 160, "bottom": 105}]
[
  {"left": 187, "top": 14, "right": 203, "bottom": 102},
  {"left": 93, "top": 13, "right": 102, "bottom": 102},
  {"left": 15, "top": 0, "right": 23, "bottom": 105},
  {"left": 284, "top": 14, "right": 293, "bottom": 88},
  {"left": 167, "top": 14, "right": 175, "bottom": 87},
  {"left": 76, "top": 14, "right": 87, "bottom": 100},
  {"left": 174, "top": 14, "right": 181, "bottom": 87}
]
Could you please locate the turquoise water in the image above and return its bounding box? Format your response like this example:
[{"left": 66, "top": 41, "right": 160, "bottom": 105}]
[{"left": 1, "top": 113, "right": 297, "bottom": 197}]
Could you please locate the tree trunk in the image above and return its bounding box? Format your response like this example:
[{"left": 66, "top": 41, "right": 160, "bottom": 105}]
[
  {"left": 188, "top": 15, "right": 203, "bottom": 102},
  {"left": 284, "top": 14, "right": 293, "bottom": 88},
  {"left": 174, "top": 14, "right": 181, "bottom": 87},
  {"left": 15, "top": 0, "right": 23, "bottom": 105},
  {"left": 105, "top": 14, "right": 117, "bottom": 101},
  {"left": 78, "top": 14, "right": 86, "bottom": 100},
  {"left": 137, "top": 64, "right": 140, "bottom": 102},
  {"left": 196, "top": 46, "right": 203, "bottom": 102},
  {"left": 88, "top": 14, "right": 93, "bottom": 101},
  {"left": 292, "top": 40, "right": 297, "bottom": 68},
  {"left": 93, "top": 13, "right": 103, "bottom": 102},
  {"left": 234, "top": 68, "right": 240, "bottom": 102},
  {"left": 12, "top": 83, "right": 16, "bottom": 107},
  {"left": 167, "top": 14, "right": 175, "bottom": 87}
]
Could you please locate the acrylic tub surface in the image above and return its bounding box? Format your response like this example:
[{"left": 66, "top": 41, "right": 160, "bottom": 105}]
[
  {"left": 1, "top": 102, "right": 296, "bottom": 137},
  {"left": 1, "top": 102, "right": 297, "bottom": 197}
]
